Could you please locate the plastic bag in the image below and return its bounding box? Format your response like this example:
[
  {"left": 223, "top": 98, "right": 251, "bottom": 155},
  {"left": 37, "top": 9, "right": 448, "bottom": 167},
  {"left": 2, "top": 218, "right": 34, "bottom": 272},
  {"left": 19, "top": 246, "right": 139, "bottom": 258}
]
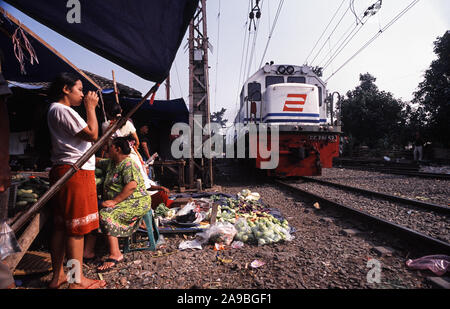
[
  {"left": 406, "top": 255, "right": 450, "bottom": 276},
  {"left": 0, "top": 222, "right": 21, "bottom": 260},
  {"left": 197, "top": 222, "right": 237, "bottom": 246},
  {"left": 176, "top": 201, "right": 196, "bottom": 217},
  {"left": 179, "top": 239, "right": 203, "bottom": 250},
  {"left": 234, "top": 218, "right": 254, "bottom": 243}
]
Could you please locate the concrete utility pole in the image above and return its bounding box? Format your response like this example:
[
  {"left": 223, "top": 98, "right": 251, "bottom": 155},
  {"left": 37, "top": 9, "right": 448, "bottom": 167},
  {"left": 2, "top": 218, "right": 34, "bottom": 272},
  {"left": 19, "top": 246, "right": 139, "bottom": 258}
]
[{"left": 188, "top": 0, "right": 213, "bottom": 188}]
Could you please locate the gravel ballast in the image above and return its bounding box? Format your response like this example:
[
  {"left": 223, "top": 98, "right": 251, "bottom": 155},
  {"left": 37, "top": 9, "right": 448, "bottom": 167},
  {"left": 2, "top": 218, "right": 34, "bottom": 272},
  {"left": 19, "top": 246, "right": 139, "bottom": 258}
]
[{"left": 18, "top": 166, "right": 444, "bottom": 290}]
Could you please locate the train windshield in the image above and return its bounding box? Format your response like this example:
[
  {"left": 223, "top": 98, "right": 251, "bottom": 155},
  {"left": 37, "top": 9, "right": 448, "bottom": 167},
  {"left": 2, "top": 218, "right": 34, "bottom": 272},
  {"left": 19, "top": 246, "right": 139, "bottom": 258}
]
[
  {"left": 266, "top": 76, "right": 284, "bottom": 88},
  {"left": 287, "top": 76, "right": 306, "bottom": 84}
]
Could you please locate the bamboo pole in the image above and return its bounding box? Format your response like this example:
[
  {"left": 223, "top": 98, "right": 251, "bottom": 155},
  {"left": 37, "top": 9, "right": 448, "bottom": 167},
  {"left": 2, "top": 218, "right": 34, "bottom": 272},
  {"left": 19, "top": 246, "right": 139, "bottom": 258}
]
[
  {"left": 11, "top": 83, "right": 160, "bottom": 233},
  {"left": 112, "top": 70, "right": 120, "bottom": 104}
]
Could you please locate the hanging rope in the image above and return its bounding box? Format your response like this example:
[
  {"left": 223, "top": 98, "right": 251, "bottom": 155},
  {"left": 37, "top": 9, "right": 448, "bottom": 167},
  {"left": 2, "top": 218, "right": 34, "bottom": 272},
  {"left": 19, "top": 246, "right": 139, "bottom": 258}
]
[{"left": 12, "top": 26, "right": 39, "bottom": 74}]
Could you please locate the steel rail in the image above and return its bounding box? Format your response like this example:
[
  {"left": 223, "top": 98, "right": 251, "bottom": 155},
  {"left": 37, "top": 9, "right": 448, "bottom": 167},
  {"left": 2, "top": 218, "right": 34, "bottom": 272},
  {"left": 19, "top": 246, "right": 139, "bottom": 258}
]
[
  {"left": 275, "top": 180, "right": 450, "bottom": 254},
  {"left": 299, "top": 176, "right": 450, "bottom": 214},
  {"left": 337, "top": 165, "right": 450, "bottom": 180}
]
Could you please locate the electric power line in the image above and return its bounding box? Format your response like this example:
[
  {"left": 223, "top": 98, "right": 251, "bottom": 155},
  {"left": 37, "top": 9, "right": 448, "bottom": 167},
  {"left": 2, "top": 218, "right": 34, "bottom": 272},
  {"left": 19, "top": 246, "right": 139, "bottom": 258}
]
[
  {"left": 325, "top": 0, "right": 421, "bottom": 82},
  {"left": 309, "top": 4, "right": 352, "bottom": 66},
  {"left": 174, "top": 59, "right": 184, "bottom": 98},
  {"left": 320, "top": 0, "right": 383, "bottom": 71},
  {"left": 234, "top": 0, "right": 252, "bottom": 115},
  {"left": 246, "top": 0, "right": 264, "bottom": 80},
  {"left": 259, "top": 0, "right": 284, "bottom": 68},
  {"left": 213, "top": 0, "right": 221, "bottom": 113},
  {"left": 304, "top": 0, "right": 346, "bottom": 65}
]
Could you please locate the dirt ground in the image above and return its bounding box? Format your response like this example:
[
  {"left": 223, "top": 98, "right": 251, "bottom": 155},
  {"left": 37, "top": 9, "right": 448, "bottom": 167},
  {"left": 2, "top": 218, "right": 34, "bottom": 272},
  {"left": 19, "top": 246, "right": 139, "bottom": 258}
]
[{"left": 13, "top": 163, "right": 445, "bottom": 290}]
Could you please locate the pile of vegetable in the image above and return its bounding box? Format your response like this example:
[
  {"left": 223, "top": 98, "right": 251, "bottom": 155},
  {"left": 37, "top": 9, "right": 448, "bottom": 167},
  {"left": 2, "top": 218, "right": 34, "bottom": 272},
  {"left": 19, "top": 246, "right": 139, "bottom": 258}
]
[
  {"left": 211, "top": 190, "right": 292, "bottom": 246},
  {"left": 154, "top": 203, "right": 175, "bottom": 219},
  {"left": 95, "top": 168, "right": 105, "bottom": 187},
  {"left": 15, "top": 176, "right": 50, "bottom": 209}
]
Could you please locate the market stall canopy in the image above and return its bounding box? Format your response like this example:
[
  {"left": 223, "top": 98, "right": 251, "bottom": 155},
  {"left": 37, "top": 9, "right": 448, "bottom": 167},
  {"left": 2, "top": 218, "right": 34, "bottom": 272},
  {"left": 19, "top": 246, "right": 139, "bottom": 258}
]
[
  {"left": 0, "top": 11, "right": 98, "bottom": 87},
  {"left": 3, "top": 0, "right": 199, "bottom": 82},
  {"left": 121, "top": 97, "right": 189, "bottom": 125}
]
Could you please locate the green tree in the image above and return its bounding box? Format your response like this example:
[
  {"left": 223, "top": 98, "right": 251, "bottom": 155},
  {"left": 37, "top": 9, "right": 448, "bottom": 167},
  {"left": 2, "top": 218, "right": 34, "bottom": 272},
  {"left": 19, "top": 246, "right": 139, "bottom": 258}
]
[
  {"left": 341, "top": 73, "right": 406, "bottom": 148},
  {"left": 413, "top": 31, "right": 450, "bottom": 147},
  {"left": 210, "top": 107, "right": 228, "bottom": 128}
]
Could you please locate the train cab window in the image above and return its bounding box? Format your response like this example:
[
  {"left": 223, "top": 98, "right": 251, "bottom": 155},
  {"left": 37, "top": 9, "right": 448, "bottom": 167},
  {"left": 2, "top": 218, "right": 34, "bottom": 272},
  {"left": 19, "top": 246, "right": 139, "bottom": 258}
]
[
  {"left": 317, "top": 86, "right": 323, "bottom": 107},
  {"left": 266, "top": 76, "right": 284, "bottom": 88},
  {"left": 287, "top": 76, "right": 306, "bottom": 84},
  {"left": 240, "top": 89, "right": 244, "bottom": 108},
  {"left": 248, "top": 82, "right": 261, "bottom": 101}
]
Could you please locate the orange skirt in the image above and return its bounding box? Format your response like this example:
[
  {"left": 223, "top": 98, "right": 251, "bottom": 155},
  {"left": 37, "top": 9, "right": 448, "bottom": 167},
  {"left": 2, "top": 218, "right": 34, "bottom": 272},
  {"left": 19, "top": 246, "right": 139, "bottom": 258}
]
[{"left": 49, "top": 165, "right": 99, "bottom": 236}]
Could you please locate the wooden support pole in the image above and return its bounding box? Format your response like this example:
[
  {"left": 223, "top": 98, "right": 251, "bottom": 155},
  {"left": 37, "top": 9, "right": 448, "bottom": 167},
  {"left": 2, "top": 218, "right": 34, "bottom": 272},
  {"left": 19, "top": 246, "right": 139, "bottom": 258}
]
[
  {"left": 112, "top": 70, "right": 120, "bottom": 104},
  {"left": 4, "top": 210, "right": 48, "bottom": 271},
  {"left": 11, "top": 83, "right": 160, "bottom": 233}
]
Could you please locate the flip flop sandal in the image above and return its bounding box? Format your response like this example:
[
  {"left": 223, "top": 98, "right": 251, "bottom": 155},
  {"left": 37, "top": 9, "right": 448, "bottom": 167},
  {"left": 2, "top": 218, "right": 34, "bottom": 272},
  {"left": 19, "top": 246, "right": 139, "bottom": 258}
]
[{"left": 97, "top": 258, "right": 123, "bottom": 273}]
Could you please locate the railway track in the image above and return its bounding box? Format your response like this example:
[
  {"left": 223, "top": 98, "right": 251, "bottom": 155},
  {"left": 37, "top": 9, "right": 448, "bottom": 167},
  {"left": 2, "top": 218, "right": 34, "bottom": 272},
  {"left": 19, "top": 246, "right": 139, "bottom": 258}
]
[
  {"left": 334, "top": 161, "right": 450, "bottom": 180},
  {"left": 339, "top": 166, "right": 450, "bottom": 180},
  {"left": 274, "top": 179, "right": 450, "bottom": 254},
  {"left": 299, "top": 176, "right": 450, "bottom": 214}
]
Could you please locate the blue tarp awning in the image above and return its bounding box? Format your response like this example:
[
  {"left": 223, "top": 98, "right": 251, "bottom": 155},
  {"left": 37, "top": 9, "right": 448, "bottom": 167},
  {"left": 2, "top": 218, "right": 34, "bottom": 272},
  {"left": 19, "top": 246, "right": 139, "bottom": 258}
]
[
  {"left": 3, "top": 0, "right": 198, "bottom": 83},
  {"left": 121, "top": 97, "right": 189, "bottom": 125}
]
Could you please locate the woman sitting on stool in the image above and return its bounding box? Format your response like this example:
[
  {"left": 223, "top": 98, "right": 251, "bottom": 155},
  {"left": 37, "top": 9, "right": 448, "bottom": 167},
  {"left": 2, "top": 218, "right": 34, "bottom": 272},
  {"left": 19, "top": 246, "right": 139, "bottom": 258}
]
[{"left": 85, "top": 136, "right": 152, "bottom": 272}]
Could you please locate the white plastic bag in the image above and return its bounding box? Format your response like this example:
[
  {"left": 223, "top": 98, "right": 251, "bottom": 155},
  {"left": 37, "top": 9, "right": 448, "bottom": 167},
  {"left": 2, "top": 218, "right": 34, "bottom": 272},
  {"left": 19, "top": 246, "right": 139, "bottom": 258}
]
[
  {"left": 197, "top": 222, "right": 237, "bottom": 246},
  {"left": 176, "top": 201, "right": 196, "bottom": 216},
  {"left": 179, "top": 239, "right": 203, "bottom": 250}
]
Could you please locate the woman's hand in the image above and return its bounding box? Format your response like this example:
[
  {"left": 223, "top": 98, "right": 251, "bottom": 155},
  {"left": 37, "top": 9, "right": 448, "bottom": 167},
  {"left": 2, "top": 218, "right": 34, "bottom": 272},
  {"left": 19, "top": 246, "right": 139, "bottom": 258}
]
[
  {"left": 84, "top": 91, "right": 99, "bottom": 111},
  {"left": 106, "top": 181, "right": 137, "bottom": 206},
  {"left": 102, "top": 200, "right": 117, "bottom": 208},
  {"left": 159, "top": 186, "right": 170, "bottom": 194}
]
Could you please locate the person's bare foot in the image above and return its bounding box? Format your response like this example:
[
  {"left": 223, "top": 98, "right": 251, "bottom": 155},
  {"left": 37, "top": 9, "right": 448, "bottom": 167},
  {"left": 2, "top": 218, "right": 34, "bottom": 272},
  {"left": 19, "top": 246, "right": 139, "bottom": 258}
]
[
  {"left": 97, "top": 254, "right": 124, "bottom": 272},
  {"left": 48, "top": 273, "right": 68, "bottom": 289},
  {"left": 68, "top": 276, "right": 106, "bottom": 289}
]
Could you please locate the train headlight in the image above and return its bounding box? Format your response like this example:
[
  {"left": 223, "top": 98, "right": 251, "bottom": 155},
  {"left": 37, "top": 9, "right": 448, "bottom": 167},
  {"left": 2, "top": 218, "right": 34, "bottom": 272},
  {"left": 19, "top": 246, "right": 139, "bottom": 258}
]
[
  {"left": 286, "top": 66, "right": 295, "bottom": 75},
  {"left": 277, "top": 65, "right": 286, "bottom": 74}
]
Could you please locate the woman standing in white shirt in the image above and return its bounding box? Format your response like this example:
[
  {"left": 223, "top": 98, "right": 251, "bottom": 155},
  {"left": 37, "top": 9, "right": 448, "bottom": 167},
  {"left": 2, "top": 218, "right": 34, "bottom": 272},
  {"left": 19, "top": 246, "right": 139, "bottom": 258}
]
[{"left": 47, "top": 73, "right": 106, "bottom": 289}]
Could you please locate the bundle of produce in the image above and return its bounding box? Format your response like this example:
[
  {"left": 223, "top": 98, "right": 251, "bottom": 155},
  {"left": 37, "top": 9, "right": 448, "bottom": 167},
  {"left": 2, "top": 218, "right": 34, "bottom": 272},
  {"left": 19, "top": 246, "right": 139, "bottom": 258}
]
[
  {"left": 211, "top": 191, "right": 293, "bottom": 246},
  {"left": 154, "top": 203, "right": 175, "bottom": 219},
  {"left": 15, "top": 177, "right": 50, "bottom": 209},
  {"left": 234, "top": 214, "right": 292, "bottom": 246},
  {"left": 95, "top": 168, "right": 105, "bottom": 186}
]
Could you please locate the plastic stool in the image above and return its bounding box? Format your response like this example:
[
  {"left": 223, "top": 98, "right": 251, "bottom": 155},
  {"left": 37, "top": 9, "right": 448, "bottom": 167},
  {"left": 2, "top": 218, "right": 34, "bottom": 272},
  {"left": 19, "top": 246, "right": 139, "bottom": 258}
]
[{"left": 123, "top": 210, "right": 159, "bottom": 253}]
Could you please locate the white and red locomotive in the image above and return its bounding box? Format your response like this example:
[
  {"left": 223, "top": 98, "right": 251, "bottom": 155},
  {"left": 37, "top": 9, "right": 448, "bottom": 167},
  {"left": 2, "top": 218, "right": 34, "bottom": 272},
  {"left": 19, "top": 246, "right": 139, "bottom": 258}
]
[{"left": 230, "top": 63, "right": 341, "bottom": 177}]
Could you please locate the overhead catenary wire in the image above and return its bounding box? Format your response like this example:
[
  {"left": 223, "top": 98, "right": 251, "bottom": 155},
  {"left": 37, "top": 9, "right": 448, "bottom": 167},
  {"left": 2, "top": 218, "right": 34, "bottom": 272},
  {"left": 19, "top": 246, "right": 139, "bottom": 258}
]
[
  {"left": 350, "top": 0, "right": 363, "bottom": 25},
  {"left": 213, "top": 0, "right": 221, "bottom": 113},
  {"left": 234, "top": 0, "right": 252, "bottom": 115},
  {"left": 246, "top": 0, "right": 264, "bottom": 81},
  {"left": 325, "top": 0, "right": 421, "bottom": 82},
  {"left": 258, "top": 0, "right": 284, "bottom": 68},
  {"left": 321, "top": 12, "right": 372, "bottom": 71},
  {"left": 316, "top": 18, "right": 360, "bottom": 68},
  {"left": 309, "top": 4, "right": 352, "bottom": 66},
  {"left": 174, "top": 59, "right": 184, "bottom": 99},
  {"left": 320, "top": 0, "right": 384, "bottom": 71},
  {"left": 304, "top": 0, "right": 346, "bottom": 65}
]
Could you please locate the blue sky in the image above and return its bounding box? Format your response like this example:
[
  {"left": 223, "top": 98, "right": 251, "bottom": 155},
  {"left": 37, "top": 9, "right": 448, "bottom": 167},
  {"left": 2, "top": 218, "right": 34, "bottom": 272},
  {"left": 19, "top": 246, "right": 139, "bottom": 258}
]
[{"left": 1, "top": 0, "right": 449, "bottom": 124}]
